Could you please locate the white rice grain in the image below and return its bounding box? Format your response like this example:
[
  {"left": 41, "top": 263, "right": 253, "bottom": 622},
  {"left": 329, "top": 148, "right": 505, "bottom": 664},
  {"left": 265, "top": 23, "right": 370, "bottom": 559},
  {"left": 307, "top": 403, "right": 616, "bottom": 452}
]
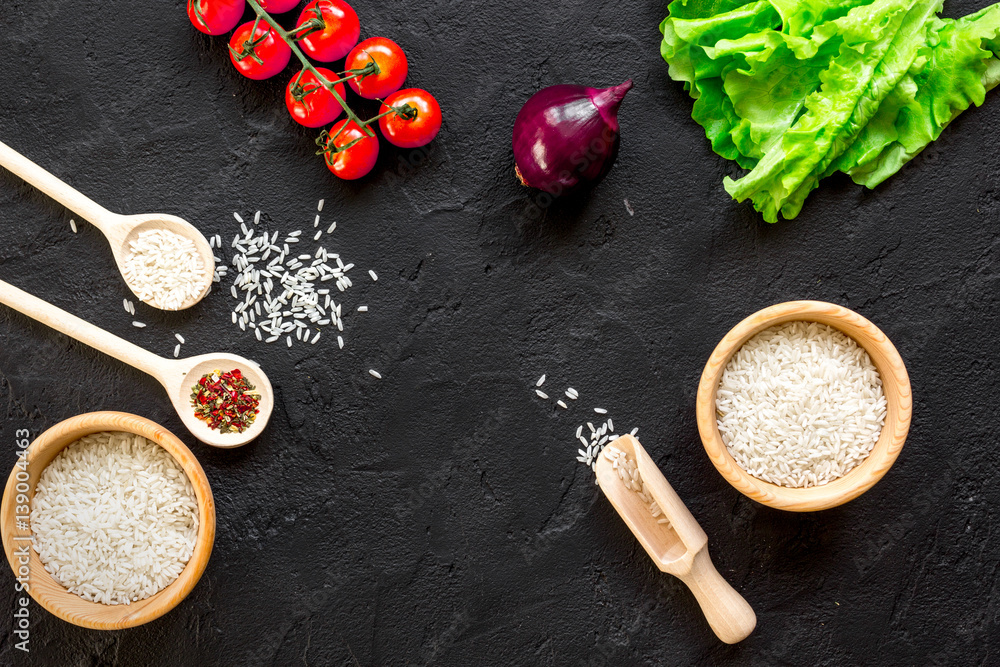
[
  {"left": 603, "top": 446, "right": 668, "bottom": 526},
  {"left": 31, "top": 432, "right": 199, "bottom": 606},
  {"left": 122, "top": 229, "right": 207, "bottom": 311},
  {"left": 716, "top": 321, "right": 886, "bottom": 488}
]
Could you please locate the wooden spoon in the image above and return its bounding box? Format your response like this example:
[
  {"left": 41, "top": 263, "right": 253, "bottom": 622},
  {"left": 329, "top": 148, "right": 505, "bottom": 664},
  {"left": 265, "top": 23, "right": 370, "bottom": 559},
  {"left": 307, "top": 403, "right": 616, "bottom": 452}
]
[
  {"left": 595, "top": 435, "right": 756, "bottom": 644},
  {"left": 0, "top": 279, "right": 272, "bottom": 448},
  {"left": 0, "top": 139, "right": 214, "bottom": 311}
]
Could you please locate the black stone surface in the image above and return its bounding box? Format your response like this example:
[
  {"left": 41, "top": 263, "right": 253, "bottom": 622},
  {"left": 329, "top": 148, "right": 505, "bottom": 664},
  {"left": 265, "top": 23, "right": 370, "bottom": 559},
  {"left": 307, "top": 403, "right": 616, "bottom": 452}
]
[{"left": 1, "top": 0, "right": 999, "bottom": 664}]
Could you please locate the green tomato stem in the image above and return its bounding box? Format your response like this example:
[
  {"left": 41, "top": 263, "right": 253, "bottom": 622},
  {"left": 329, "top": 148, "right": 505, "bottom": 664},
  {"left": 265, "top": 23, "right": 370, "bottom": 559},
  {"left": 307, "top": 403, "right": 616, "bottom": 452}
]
[
  {"left": 244, "top": 0, "right": 374, "bottom": 138},
  {"left": 361, "top": 103, "right": 417, "bottom": 127}
]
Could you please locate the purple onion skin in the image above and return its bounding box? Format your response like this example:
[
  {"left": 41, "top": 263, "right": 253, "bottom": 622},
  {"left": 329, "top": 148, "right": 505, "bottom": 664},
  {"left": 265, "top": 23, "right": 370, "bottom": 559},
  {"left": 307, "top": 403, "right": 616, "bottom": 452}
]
[{"left": 513, "top": 80, "right": 632, "bottom": 195}]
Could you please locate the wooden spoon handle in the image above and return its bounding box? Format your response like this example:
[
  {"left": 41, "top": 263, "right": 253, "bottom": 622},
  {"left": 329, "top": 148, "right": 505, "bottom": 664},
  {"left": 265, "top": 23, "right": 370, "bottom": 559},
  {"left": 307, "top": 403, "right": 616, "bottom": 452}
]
[
  {"left": 679, "top": 549, "right": 756, "bottom": 644},
  {"left": 0, "top": 279, "right": 170, "bottom": 383},
  {"left": 0, "top": 139, "right": 118, "bottom": 230}
]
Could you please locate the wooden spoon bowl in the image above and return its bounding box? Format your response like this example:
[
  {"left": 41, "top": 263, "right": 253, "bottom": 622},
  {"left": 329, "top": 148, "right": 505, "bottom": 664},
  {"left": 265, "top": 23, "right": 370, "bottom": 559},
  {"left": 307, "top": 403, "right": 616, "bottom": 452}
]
[
  {"left": 113, "top": 213, "right": 215, "bottom": 311},
  {"left": 596, "top": 435, "right": 756, "bottom": 643},
  {"left": 696, "top": 301, "right": 912, "bottom": 512},
  {"left": 0, "top": 139, "right": 214, "bottom": 311},
  {"left": 0, "top": 279, "right": 273, "bottom": 448},
  {"left": 0, "top": 412, "right": 215, "bottom": 630},
  {"left": 167, "top": 354, "right": 274, "bottom": 449}
]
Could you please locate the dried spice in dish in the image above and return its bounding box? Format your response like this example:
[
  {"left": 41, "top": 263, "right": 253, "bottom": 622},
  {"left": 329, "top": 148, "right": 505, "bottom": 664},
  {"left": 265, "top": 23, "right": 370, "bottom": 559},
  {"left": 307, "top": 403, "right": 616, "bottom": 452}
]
[{"left": 190, "top": 368, "right": 260, "bottom": 433}]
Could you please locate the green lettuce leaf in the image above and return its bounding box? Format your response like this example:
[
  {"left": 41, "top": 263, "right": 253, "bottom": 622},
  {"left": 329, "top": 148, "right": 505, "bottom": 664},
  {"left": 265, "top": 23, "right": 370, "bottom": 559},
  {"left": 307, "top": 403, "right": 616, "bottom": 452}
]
[
  {"left": 660, "top": 0, "right": 1000, "bottom": 221},
  {"left": 844, "top": 6, "right": 1000, "bottom": 186}
]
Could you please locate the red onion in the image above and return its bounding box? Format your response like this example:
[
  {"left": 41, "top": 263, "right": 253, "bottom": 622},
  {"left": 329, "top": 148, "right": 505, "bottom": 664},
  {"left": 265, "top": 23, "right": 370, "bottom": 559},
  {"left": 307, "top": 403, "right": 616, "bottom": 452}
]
[{"left": 513, "top": 80, "right": 632, "bottom": 195}]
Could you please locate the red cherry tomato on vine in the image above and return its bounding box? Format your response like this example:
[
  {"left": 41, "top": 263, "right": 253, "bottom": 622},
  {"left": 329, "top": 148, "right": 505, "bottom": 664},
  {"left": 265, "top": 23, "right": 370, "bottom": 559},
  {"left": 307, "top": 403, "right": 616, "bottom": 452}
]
[
  {"left": 285, "top": 68, "right": 347, "bottom": 128},
  {"left": 187, "top": 0, "right": 244, "bottom": 35},
  {"left": 228, "top": 21, "right": 292, "bottom": 80},
  {"left": 258, "top": 0, "right": 300, "bottom": 13},
  {"left": 322, "top": 120, "right": 379, "bottom": 180},
  {"left": 378, "top": 89, "right": 441, "bottom": 148},
  {"left": 345, "top": 37, "right": 408, "bottom": 100},
  {"left": 296, "top": 0, "right": 360, "bottom": 62}
]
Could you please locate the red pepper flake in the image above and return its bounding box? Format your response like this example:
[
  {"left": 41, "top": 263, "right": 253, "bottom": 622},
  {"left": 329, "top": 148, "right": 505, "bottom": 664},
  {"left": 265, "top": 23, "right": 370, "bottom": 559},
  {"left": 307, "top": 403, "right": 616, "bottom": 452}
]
[{"left": 190, "top": 368, "right": 260, "bottom": 433}]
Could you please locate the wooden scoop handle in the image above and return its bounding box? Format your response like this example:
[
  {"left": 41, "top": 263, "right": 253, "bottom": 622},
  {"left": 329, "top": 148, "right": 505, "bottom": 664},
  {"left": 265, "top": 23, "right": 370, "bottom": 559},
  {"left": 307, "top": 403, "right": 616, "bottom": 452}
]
[
  {"left": 677, "top": 549, "right": 756, "bottom": 644},
  {"left": 0, "top": 278, "right": 170, "bottom": 384},
  {"left": 0, "top": 139, "right": 118, "bottom": 231}
]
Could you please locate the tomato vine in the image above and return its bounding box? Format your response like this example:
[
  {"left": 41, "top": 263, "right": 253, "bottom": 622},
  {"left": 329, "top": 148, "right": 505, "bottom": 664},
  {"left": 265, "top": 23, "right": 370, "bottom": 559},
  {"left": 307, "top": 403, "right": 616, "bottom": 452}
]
[{"left": 191, "top": 0, "right": 442, "bottom": 179}]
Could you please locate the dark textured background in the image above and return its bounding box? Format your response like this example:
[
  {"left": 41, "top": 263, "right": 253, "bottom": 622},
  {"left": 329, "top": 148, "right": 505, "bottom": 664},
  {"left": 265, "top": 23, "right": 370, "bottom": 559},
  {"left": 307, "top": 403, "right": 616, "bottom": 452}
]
[{"left": 1, "top": 0, "right": 998, "bottom": 665}]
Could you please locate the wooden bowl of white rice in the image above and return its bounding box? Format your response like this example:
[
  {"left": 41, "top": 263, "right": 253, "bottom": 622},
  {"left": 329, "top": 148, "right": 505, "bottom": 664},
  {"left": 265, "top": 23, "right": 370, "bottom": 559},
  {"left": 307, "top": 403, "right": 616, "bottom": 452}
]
[
  {"left": 696, "top": 301, "right": 911, "bottom": 512},
  {"left": 0, "top": 412, "right": 215, "bottom": 629}
]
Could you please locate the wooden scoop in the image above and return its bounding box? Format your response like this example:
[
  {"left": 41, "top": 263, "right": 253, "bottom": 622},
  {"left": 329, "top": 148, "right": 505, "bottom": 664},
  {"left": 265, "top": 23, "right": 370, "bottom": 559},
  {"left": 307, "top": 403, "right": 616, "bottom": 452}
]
[
  {"left": 596, "top": 435, "right": 756, "bottom": 644},
  {"left": 0, "top": 139, "right": 214, "bottom": 311},
  {"left": 0, "top": 279, "right": 272, "bottom": 448}
]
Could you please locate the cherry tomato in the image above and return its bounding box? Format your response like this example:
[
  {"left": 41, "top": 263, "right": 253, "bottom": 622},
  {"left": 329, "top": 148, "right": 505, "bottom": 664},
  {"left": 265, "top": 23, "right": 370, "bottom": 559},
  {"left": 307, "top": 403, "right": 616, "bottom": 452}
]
[
  {"left": 228, "top": 21, "right": 292, "bottom": 80},
  {"left": 187, "top": 0, "right": 244, "bottom": 35},
  {"left": 285, "top": 68, "right": 347, "bottom": 128},
  {"left": 378, "top": 89, "right": 441, "bottom": 148},
  {"left": 322, "top": 120, "right": 379, "bottom": 180},
  {"left": 258, "top": 0, "right": 300, "bottom": 13},
  {"left": 345, "top": 37, "right": 408, "bottom": 99},
  {"left": 296, "top": 0, "right": 360, "bottom": 62}
]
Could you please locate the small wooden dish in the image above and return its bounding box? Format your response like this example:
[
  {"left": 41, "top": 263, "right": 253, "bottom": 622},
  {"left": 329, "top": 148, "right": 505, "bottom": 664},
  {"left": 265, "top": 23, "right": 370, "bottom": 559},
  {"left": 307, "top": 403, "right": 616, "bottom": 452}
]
[
  {"left": 696, "top": 301, "right": 912, "bottom": 512},
  {"left": 0, "top": 412, "right": 216, "bottom": 629},
  {"left": 596, "top": 435, "right": 756, "bottom": 643}
]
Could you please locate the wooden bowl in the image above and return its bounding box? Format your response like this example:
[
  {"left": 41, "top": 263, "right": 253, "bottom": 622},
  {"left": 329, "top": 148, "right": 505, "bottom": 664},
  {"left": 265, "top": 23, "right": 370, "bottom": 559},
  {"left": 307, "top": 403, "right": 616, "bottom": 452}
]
[
  {"left": 0, "top": 412, "right": 215, "bottom": 629},
  {"left": 696, "top": 301, "right": 912, "bottom": 512}
]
